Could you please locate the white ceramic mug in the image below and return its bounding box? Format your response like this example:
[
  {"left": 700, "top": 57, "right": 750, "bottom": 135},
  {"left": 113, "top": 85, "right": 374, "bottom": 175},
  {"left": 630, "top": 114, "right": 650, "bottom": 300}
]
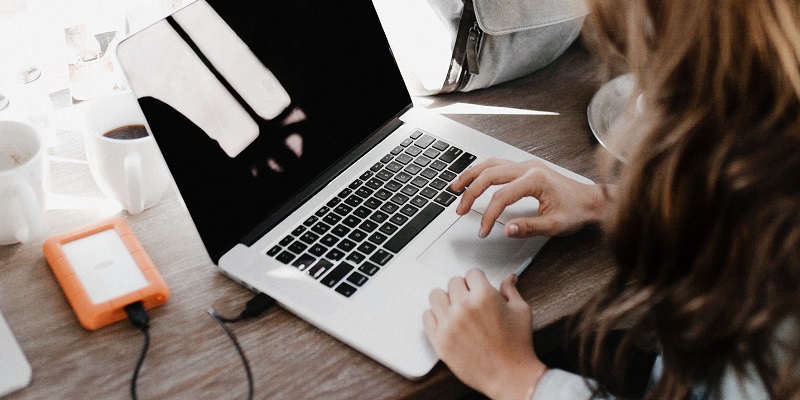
[
  {"left": 84, "top": 93, "right": 170, "bottom": 215},
  {"left": 0, "top": 121, "right": 45, "bottom": 245}
]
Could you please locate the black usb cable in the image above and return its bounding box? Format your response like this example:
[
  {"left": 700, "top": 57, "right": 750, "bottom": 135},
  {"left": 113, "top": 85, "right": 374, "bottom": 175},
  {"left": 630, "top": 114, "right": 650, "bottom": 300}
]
[{"left": 124, "top": 293, "right": 275, "bottom": 400}]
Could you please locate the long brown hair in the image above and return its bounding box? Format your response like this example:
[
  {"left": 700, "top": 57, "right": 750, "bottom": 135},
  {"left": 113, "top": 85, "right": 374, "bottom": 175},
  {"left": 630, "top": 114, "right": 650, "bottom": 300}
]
[{"left": 578, "top": 0, "right": 800, "bottom": 398}]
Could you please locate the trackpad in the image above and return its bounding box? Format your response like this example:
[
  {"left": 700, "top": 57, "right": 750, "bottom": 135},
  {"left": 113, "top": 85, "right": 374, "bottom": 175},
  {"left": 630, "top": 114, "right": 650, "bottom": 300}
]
[{"left": 417, "top": 210, "right": 548, "bottom": 286}]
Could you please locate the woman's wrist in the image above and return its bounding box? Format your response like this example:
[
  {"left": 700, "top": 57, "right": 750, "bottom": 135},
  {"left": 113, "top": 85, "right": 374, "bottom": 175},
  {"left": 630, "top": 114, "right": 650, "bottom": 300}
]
[{"left": 486, "top": 359, "right": 548, "bottom": 400}]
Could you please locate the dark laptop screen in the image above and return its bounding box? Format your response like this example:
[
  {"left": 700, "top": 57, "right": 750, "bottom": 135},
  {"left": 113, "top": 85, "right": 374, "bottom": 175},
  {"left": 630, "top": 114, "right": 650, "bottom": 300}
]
[{"left": 135, "top": 0, "right": 411, "bottom": 262}]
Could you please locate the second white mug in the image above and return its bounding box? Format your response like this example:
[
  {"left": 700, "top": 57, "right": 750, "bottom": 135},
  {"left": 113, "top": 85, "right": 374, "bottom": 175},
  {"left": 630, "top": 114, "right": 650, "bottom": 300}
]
[{"left": 84, "top": 93, "right": 171, "bottom": 215}]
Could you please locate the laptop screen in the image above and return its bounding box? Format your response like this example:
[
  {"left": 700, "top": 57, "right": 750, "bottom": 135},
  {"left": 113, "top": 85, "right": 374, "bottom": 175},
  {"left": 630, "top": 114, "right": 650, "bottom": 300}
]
[{"left": 130, "top": 0, "right": 412, "bottom": 262}]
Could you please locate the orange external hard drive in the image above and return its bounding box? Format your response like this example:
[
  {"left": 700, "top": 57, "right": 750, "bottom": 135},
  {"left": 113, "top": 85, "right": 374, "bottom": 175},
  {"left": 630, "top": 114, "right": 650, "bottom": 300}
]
[{"left": 43, "top": 217, "right": 169, "bottom": 330}]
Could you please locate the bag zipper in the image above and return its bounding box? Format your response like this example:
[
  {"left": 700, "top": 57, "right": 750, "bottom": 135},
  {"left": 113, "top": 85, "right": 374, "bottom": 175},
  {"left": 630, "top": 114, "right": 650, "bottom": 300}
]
[
  {"left": 441, "top": 0, "right": 483, "bottom": 92},
  {"left": 465, "top": 21, "right": 482, "bottom": 76}
]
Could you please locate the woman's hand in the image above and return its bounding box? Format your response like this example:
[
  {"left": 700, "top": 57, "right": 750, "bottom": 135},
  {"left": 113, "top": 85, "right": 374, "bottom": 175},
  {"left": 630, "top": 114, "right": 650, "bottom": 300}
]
[
  {"left": 424, "top": 270, "right": 547, "bottom": 400},
  {"left": 451, "top": 158, "right": 608, "bottom": 238}
]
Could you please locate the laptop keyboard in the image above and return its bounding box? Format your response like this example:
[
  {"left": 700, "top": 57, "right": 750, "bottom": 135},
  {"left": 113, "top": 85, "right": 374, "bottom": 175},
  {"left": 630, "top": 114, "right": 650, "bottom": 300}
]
[{"left": 266, "top": 130, "right": 476, "bottom": 297}]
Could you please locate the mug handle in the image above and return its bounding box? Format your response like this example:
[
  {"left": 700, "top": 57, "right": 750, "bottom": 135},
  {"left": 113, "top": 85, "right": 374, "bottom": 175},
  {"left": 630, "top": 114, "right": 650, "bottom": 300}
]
[
  {"left": 10, "top": 183, "right": 41, "bottom": 244},
  {"left": 124, "top": 152, "right": 145, "bottom": 215}
]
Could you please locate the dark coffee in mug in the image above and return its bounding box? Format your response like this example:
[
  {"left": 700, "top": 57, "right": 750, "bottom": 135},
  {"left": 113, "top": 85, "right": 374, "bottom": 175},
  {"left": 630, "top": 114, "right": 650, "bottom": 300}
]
[{"left": 103, "top": 124, "right": 149, "bottom": 140}]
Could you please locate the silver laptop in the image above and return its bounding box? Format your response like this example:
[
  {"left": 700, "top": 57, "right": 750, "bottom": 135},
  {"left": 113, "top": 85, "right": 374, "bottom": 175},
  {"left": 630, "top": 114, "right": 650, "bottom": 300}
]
[
  {"left": 0, "top": 311, "right": 32, "bottom": 396},
  {"left": 116, "top": 0, "right": 591, "bottom": 378}
]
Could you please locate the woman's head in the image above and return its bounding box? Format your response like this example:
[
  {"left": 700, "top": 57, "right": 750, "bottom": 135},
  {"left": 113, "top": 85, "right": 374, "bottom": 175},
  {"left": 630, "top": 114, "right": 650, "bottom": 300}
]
[{"left": 579, "top": 0, "right": 800, "bottom": 398}]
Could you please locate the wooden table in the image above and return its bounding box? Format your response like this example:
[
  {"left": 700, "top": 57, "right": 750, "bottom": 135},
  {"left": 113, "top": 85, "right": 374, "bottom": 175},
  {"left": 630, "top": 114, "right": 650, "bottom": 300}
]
[{"left": 0, "top": 42, "right": 614, "bottom": 399}]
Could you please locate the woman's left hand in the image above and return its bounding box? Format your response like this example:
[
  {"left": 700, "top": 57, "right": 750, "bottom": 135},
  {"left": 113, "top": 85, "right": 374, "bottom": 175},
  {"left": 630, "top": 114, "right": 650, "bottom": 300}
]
[{"left": 423, "top": 270, "right": 547, "bottom": 400}]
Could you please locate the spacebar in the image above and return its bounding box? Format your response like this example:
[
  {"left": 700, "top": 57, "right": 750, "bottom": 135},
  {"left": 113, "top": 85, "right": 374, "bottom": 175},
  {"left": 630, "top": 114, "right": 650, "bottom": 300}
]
[{"left": 384, "top": 203, "right": 445, "bottom": 253}]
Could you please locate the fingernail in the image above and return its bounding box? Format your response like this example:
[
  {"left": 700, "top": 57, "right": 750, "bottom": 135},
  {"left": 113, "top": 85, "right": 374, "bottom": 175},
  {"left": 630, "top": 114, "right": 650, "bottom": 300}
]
[
  {"left": 507, "top": 224, "right": 519, "bottom": 236},
  {"left": 478, "top": 228, "right": 488, "bottom": 238}
]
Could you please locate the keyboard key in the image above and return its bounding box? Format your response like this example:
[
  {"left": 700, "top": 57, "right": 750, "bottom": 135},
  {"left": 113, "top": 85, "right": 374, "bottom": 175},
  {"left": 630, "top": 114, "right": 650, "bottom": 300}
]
[
  {"left": 374, "top": 189, "right": 392, "bottom": 200},
  {"left": 361, "top": 170, "right": 374, "bottom": 180},
  {"left": 432, "top": 140, "right": 449, "bottom": 151},
  {"left": 404, "top": 164, "right": 422, "bottom": 175},
  {"left": 320, "top": 262, "right": 354, "bottom": 288},
  {"left": 420, "top": 187, "right": 438, "bottom": 199},
  {"left": 380, "top": 154, "right": 394, "bottom": 163},
  {"left": 368, "top": 232, "right": 388, "bottom": 245},
  {"left": 400, "top": 204, "right": 419, "bottom": 217},
  {"left": 358, "top": 262, "right": 380, "bottom": 276},
  {"left": 400, "top": 138, "right": 414, "bottom": 147},
  {"left": 390, "top": 213, "right": 409, "bottom": 226},
  {"left": 434, "top": 192, "right": 457, "bottom": 206},
  {"left": 315, "top": 207, "right": 330, "bottom": 217},
  {"left": 380, "top": 202, "right": 399, "bottom": 214},
  {"left": 327, "top": 197, "right": 341, "bottom": 207},
  {"left": 335, "top": 283, "right": 357, "bottom": 297},
  {"left": 410, "top": 130, "right": 423, "bottom": 139},
  {"left": 411, "top": 196, "right": 428, "bottom": 208},
  {"left": 390, "top": 145, "right": 404, "bottom": 155},
  {"left": 280, "top": 235, "right": 293, "bottom": 246},
  {"left": 439, "top": 146, "right": 463, "bottom": 163},
  {"left": 395, "top": 153, "right": 413, "bottom": 164},
  {"left": 429, "top": 178, "right": 447, "bottom": 190},
  {"left": 354, "top": 206, "right": 372, "bottom": 219},
  {"left": 348, "top": 229, "right": 368, "bottom": 242},
  {"left": 332, "top": 224, "right": 351, "bottom": 237},
  {"left": 344, "top": 195, "right": 363, "bottom": 207},
  {"left": 303, "top": 215, "right": 319, "bottom": 226},
  {"left": 291, "top": 226, "right": 306, "bottom": 236},
  {"left": 401, "top": 185, "right": 419, "bottom": 196},
  {"left": 267, "top": 245, "right": 281, "bottom": 256},
  {"left": 430, "top": 160, "right": 447, "bottom": 171},
  {"left": 448, "top": 152, "right": 477, "bottom": 173},
  {"left": 369, "top": 211, "right": 389, "bottom": 223},
  {"left": 359, "top": 220, "right": 378, "bottom": 232},
  {"left": 415, "top": 134, "right": 436, "bottom": 148},
  {"left": 309, "top": 244, "right": 328, "bottom": 257},
  {"left": 384, "top": 180, "right": 402, "bottom": 192},
  {"left": 308, "top": 259, "right": 334, "bottom": 279},
  {"left": 384, "top": 203, "right": 445, "bottom": 253},
  {"left": 395, "top": 172, "right": 412, "bottom": 183},
  {"left": 333, "top": 204, "right": 353, "bottom": 215},
  {"left": 369, "top": 249, "right": 394, "bottom": 265},
  {"left": 338, "top": 188, "right": 352, "bottom": 198},
  {"left": 347, "top": 272, "right": 369, "bottom": 287},
  {"left": 370, "top": 162, "right": 384, "bottom": 172},
  {"left": 410, "top": 176, "right": 429, "bottom": 187},
  {"left": 292, "top": 254, "right": 316, "bottom": 271},
  {"left": 366, "top": 178, "right": 383, "bottom": 189},
  {"left": 349, "top": 179, "right": 363, "bottom": 189},
  {"left": 323, "top": 213, "right": 342, "bottom": 225},
  {"left": 355, "top": 187, "right": 374, "bottom": 198},
  {"left": 300, "top": 232, "right": 320, "bottom": 244},
  {"left": 321, "top": 234, "right": 339, "bottom": 247},
  {"left": 423, "top": 148, "right": 441, "bottom": 159},
  {"left": 390, "top": 193, "right": 409, "bottom": 205},
  {"left": 337, "top": 239, "right": 356, "bottom": 252},
  {"left": 288, "top": 241, "right": 308, "bottom": 254},
  {"left": 276, "top": 251, "right": 296, "bottom": 264},
  {"left": 385, "top": 161, "right": 403, "bottom": 172},
  {"left": 413, "top": 156, "right": 432, "bottom": 167},
  {"left": 405, "top": 146, "right": 422, "bottom": 157},
  {"left": 311, "top": 222, "right": 331, "bottom": 235},
  {"left": 343, "top": 215, "right": 361, "bottom": 228},
  {"left": 379, "top": 223, "right": 398, "bottom": 235},
  {"left": 376, "top": 169, "right": 394, "bottom": 181},
  {"left": 364, "top": 197, "right": 382, "bottom": 209},
  {"left": 326, "top": 248, "right": 346, "bottom": 261},
  {"left": 420, "top": 168, "right": 438, "bottom": 179},
  {"left": 357, "top": 242, "right": 377, "bottom": 255},
  {"left": 346, "top": 251, "right": 366, "bottom": 264},
  {"left": 439, "top": 170, "right": 458, "bottom": 181}
]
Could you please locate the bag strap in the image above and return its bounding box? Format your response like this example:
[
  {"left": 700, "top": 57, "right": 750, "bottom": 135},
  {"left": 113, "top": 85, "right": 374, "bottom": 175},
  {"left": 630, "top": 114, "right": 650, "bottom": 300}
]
[{"left": 441, "top": 0, "right": 478, "bottom": 93}]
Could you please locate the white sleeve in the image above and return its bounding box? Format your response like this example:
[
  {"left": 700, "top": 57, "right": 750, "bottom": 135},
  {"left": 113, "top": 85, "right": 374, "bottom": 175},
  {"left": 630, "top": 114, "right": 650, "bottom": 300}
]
[{"left": 531, "top": 369, "right": 600, "bottom": 400}]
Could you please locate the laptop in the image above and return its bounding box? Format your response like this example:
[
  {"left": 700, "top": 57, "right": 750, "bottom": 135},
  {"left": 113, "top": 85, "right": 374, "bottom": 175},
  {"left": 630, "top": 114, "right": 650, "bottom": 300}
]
[
  {"left": 0, "top": 311, "right": 32, "bottom": 396},
  {"left": 115, "top": 0, "right": 591, "bottom": 378}
]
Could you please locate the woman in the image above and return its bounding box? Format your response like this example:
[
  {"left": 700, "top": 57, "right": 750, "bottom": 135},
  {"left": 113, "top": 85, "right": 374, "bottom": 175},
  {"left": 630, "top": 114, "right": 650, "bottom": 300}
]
[{"left": 423, "top": 0, "right": 800, "bottom": 398}]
